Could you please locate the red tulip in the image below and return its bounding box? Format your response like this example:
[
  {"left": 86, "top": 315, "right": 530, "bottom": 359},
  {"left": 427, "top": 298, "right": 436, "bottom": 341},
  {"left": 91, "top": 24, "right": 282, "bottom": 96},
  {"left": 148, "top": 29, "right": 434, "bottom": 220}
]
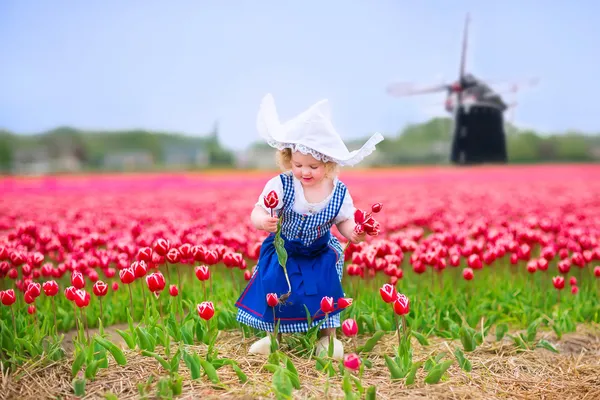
[
  {"left": 569, "top": 276, "right": 577, "bottom": 286},
  {"left": 343, "top": 353, "right": 361, "bottom": 370},
  {"left": 63, "top": 285, "right": 77, "bottom": 301},
  {"left": 27, "top": 305, "right": 36, "bottom": 315},
  {"left": 0, "top": 289, "right": 16, "bottom": 306},
  {"left": 195, "top": 265, "right": 210, "bottom": 281},
  {"left": 552, "top": 276, "right": 565, "bottom": 290},
  {"left": 166, "top": 248, "right": 181, "bottom": 264},
  {"left": 74, "top": 289, "right": 90, "bottom": 308},
  {"left": 137, "top": 247, "right": 153, "bottom": 262},
  {"left": 204, "top": 250, "right": 219, "bottom": 265},
  {"left": 146, "top": 272, "right": 166, "bottom": 293},
  {"left": 266, "top": 293, "right": 278, "bottom": 307},
  {"left": 371, "top": 202, "right": 383, "bottom": 213},
  {"left": 338, "top": 297, "right": 353, "bottom": 309},
  {"left": 379, "top": 283, "right": 396, "bottom": 303},
  {"left": 320, "top": 296, "right": 334, "bottom": 314},
  {"left": 132, "top": 260, "right": 148, "bottom": 278},
  {"left": 27, "top": 282, "right": 42, "bottom": 298},
  {"left": 197, "top": 301, "right": 215, "bottom": 320},
  {"left": 243, "top": 270, "right": 252, "bottom": 280},
  {"left": 393, "top": 293, "right": 410, "bottom": 315},
  {"left": 263, "top": 190, "right": 279, "bottom": 210},
  {"left": 571, "top": 285, "right": 579, "bottom": 295},
  {"left": 594, "top": 266, "right": 600, "bottom": 278},
  {"left": 462, "top": 267, "right": 474, "bottom": 281},
  {"left": 71, "top": 271, "right": 85, "bottom": 289},
  {"left": 153, "top": 238, "right": 170, "bottom": 257},
  {"left": 112, "top": 282, "right": 119, "bottom": 291},
  {"left": 526, "top": 260, "right": 537, "bottom": 274},
  {"left": 342, "top": 318, "right": 358, "bottom": 337},
  {"left": 169, "top": 284, "right": 179, "bottom": 297},
  {"left": 42, "top": 280, "right": 59, "bottom": 296},
  {"left": 93, "top": 281, "right": 108, "bottom": 297},
  {"left": 119, "top": 268, "right": 136, "bottom": 284}
]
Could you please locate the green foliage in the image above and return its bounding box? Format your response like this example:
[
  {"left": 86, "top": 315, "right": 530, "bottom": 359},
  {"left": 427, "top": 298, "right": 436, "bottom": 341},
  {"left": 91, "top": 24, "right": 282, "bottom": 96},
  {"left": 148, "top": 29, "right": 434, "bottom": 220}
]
[{"left": 0, "top": 118, "right": 599, "bottom": 174}]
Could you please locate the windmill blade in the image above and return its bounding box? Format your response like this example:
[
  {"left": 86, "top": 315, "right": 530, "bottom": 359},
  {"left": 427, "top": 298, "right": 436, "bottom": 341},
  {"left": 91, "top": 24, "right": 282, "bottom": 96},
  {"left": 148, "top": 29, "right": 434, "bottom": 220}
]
[
  {"left": 386, "top": 82, "right": 449, "bottom": 97},
  {"left": 456, "top": 13, "right": 470, "bottom": 107},
  {"left": 485, "top": 77, "right": 540, "bottom": 90}
]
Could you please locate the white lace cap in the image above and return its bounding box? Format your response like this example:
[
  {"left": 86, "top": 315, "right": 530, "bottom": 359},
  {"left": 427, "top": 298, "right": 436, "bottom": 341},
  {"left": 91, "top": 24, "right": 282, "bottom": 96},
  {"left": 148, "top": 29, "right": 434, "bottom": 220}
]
[{"left": 256, "top": 93, "right": 384, "bottom": 166}]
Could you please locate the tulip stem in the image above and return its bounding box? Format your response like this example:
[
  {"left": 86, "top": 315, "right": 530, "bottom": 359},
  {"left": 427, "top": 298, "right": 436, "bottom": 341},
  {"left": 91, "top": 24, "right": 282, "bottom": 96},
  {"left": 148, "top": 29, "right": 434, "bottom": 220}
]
[
  {"left": 51, "top": 297, "right": 57, "bottom": 335},
  {"left": 99, "top": 298, "right": 104, "bottom": 325},
  {"left": 128, "top": 284, "right": 135, "bottom": 318},
  {"left": 10, "top": 306, "right": 16, "bottom": 338},
  {"left": 394, "top": 312, "right": 401, "bottom": 349},
  {"left": 165, "top": 262, "right": 172, "bottom": 283}
]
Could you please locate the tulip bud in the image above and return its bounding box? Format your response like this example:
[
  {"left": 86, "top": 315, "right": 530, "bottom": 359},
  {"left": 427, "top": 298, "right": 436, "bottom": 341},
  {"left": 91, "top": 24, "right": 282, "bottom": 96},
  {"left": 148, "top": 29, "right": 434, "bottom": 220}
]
[
  {"left": 343, "top": 353, "right": 361, "bottom": 371},
  {"left": 379, "top": 283, "right": 396, "bottom": 303},
  {"left": 320, "top": 296, "right": 334, "bottom": 314},
  {"left": 371, "top": 203, "right": 383, "bottom": 213},
  {"left": 93, "top": 281, "right": 108, "bottom": 297},
  {"left": 266, "top": 293, "right": 278, "bottom": 307},
  {"left": 393, "top": 293, "right": 410, "bottom": 316},
  {"left": 337, "top": 297, "right": 353, "bottom": 309},
  {"left": 197, "top": 301, "right": 215, "bottom": 320},
  {"left": 342, "top": 318, "right": 358, "bottom": 337}
]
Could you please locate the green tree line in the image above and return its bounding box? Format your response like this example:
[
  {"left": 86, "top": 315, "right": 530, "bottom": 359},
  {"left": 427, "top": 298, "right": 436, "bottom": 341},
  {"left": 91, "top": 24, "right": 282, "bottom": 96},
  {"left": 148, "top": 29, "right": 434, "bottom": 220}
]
[{"left": 1, "top": 118, "right": 599, "bottom": 173}]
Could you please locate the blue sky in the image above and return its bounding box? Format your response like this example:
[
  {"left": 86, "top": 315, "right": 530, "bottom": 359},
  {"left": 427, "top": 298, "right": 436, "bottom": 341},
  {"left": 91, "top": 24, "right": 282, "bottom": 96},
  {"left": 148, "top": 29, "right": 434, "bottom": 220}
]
[{"left": 1, "top": 1, "right": 598, "bottom": 150}]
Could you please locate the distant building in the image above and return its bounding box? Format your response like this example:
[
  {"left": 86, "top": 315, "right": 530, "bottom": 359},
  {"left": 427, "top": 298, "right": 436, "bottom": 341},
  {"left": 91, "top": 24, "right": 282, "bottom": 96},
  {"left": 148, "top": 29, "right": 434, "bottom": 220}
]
[
  {"left": 162, "top": 145, "right": 209, "bottom": 168},
  {"left": 103, "top": 151, "right": 155, "bottom": 171}
]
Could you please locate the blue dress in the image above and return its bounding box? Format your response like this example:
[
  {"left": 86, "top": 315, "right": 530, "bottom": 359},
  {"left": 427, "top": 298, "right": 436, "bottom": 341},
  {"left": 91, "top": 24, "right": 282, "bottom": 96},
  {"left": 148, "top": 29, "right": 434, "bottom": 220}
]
[{"left": 235, "top": 172, "right": 347, "bottom": 333}]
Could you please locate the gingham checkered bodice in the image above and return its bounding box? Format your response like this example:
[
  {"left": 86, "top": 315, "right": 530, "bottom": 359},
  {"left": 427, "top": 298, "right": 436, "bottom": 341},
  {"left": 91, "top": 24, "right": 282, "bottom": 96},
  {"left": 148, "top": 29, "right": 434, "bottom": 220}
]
[{"left": 278, "top": 173, "right": 347, "bottom": 246}]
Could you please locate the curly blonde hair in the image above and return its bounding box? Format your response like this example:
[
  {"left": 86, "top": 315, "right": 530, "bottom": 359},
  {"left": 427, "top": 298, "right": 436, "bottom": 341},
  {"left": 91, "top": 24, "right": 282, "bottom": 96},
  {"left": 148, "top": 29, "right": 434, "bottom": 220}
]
[{"left": 276, "top": 148, "right": 339, "bottom": 177}]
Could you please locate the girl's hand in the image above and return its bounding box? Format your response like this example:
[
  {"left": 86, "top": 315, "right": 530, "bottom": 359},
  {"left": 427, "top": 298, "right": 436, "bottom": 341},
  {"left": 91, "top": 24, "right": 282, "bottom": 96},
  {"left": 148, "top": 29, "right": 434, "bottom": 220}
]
[
  {"left": 261, "top": 215, "right": 279, "bottom": 233},
  {"left": 350, "top": 229, "right": 366, "bottom": 244}
]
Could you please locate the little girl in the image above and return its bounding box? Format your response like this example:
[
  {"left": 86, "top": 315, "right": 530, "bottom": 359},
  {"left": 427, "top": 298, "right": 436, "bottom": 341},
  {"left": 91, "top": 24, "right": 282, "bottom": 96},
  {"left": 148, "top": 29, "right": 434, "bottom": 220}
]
[{"left": 235, "top": 93, "right": 383, "bottom": 360}]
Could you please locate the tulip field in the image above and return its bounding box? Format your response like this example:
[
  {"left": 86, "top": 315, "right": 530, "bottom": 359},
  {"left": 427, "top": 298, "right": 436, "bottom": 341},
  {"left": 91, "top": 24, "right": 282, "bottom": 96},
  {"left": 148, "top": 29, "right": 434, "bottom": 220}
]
[{"left": 1, "top": 164, "right": 600, "bottom": 399}]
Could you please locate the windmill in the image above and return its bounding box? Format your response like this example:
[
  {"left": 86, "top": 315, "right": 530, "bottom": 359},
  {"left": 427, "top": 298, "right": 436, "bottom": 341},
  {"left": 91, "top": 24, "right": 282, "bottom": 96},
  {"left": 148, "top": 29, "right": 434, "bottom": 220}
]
[{"left": 386, "top": 13, "right": 538, "bottom": 165}]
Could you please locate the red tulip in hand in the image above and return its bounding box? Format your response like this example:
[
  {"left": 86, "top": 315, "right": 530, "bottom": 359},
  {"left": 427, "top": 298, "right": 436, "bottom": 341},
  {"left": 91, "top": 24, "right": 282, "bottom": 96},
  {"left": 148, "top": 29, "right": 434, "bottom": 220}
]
[
  {"left": 263, "top": 190, "right": 279, "bottom": 217},
  {"left": 338, "top": 297, "right": 353, "bottom": 309},
  {"left": 320, "top": 296, "right": 334, "bottom": 314}
]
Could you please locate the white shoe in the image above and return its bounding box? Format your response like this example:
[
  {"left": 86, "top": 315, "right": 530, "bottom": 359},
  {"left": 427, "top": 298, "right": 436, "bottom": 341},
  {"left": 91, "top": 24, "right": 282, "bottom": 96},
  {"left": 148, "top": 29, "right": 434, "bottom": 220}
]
[
  {"left": 315, "top": 336, "right": 344, "bottom": 360},
  {"left": 248, "top": 335, "right": 275, "bottom": 355}
]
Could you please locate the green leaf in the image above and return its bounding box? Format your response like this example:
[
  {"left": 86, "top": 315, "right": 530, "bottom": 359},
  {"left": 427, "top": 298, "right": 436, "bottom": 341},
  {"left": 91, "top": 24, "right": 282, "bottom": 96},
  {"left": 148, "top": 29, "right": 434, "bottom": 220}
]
[
  {"left": 366, "top": 385, "right": 377, "bottom": 400},
  {"left": 357, "top": 331, "right": 385, "bottom": 353},
  {"left": 272, "top": 367, "right": 293, "bottom": 399},
  {"left": 182, "top": 350, "right": 202, "bottom": 380},
  {"left": 411, "top": 330, "right": 430, "bottom": 346},
  {"left": 405, "top": 362, "right": 422, "bottom": 386},
  {"left": 459, "top": 326, "right": 476, "bottom": 352},
  {"left": 199, "top": 358, "right": 220, "bottom": 383},
  {"left": 453, "top": 347, "right": 472, "bottom": 372},
  {"left": 115, "top": 329, "right": 136, "bottom": 350},
  {"left": 495, "top": 323, "right": 508, "bottom": 342},
  {"left": 536, "top": 339, "right": 559, "bottom": 353},
  {"left": 424, "top": 359, "right": 454, "bottom": 384},
  {"left": 232, "top": 364, "right": 248, "bottom": 383},
  {"left": 94, "top": 336, "right": 127, "bottom": 366},
  {"left": 71, "top": 350, "right": 86, "bottom": 377},
  {"left": 384, "top": 354, "right": 405, "bottom": 379},
  {"left": 73, "top": 378, "right": 86, "bottom": 397},
  {"left": 141, "top": 350, "right": 171, "bottom": 371}
]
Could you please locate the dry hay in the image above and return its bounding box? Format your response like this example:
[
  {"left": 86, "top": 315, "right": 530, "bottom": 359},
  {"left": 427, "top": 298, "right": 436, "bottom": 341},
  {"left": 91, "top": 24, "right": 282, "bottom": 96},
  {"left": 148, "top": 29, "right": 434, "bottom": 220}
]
[{"left": 3, "top": 324, "right": 600, "bottom": 400}]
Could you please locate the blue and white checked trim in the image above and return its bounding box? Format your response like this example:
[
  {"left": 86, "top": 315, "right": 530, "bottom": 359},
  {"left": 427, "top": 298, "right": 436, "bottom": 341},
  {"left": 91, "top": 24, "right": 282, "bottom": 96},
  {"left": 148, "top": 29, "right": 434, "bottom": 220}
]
[{"left": 237, "top": 309, "right": 341, "bottom": 333}]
